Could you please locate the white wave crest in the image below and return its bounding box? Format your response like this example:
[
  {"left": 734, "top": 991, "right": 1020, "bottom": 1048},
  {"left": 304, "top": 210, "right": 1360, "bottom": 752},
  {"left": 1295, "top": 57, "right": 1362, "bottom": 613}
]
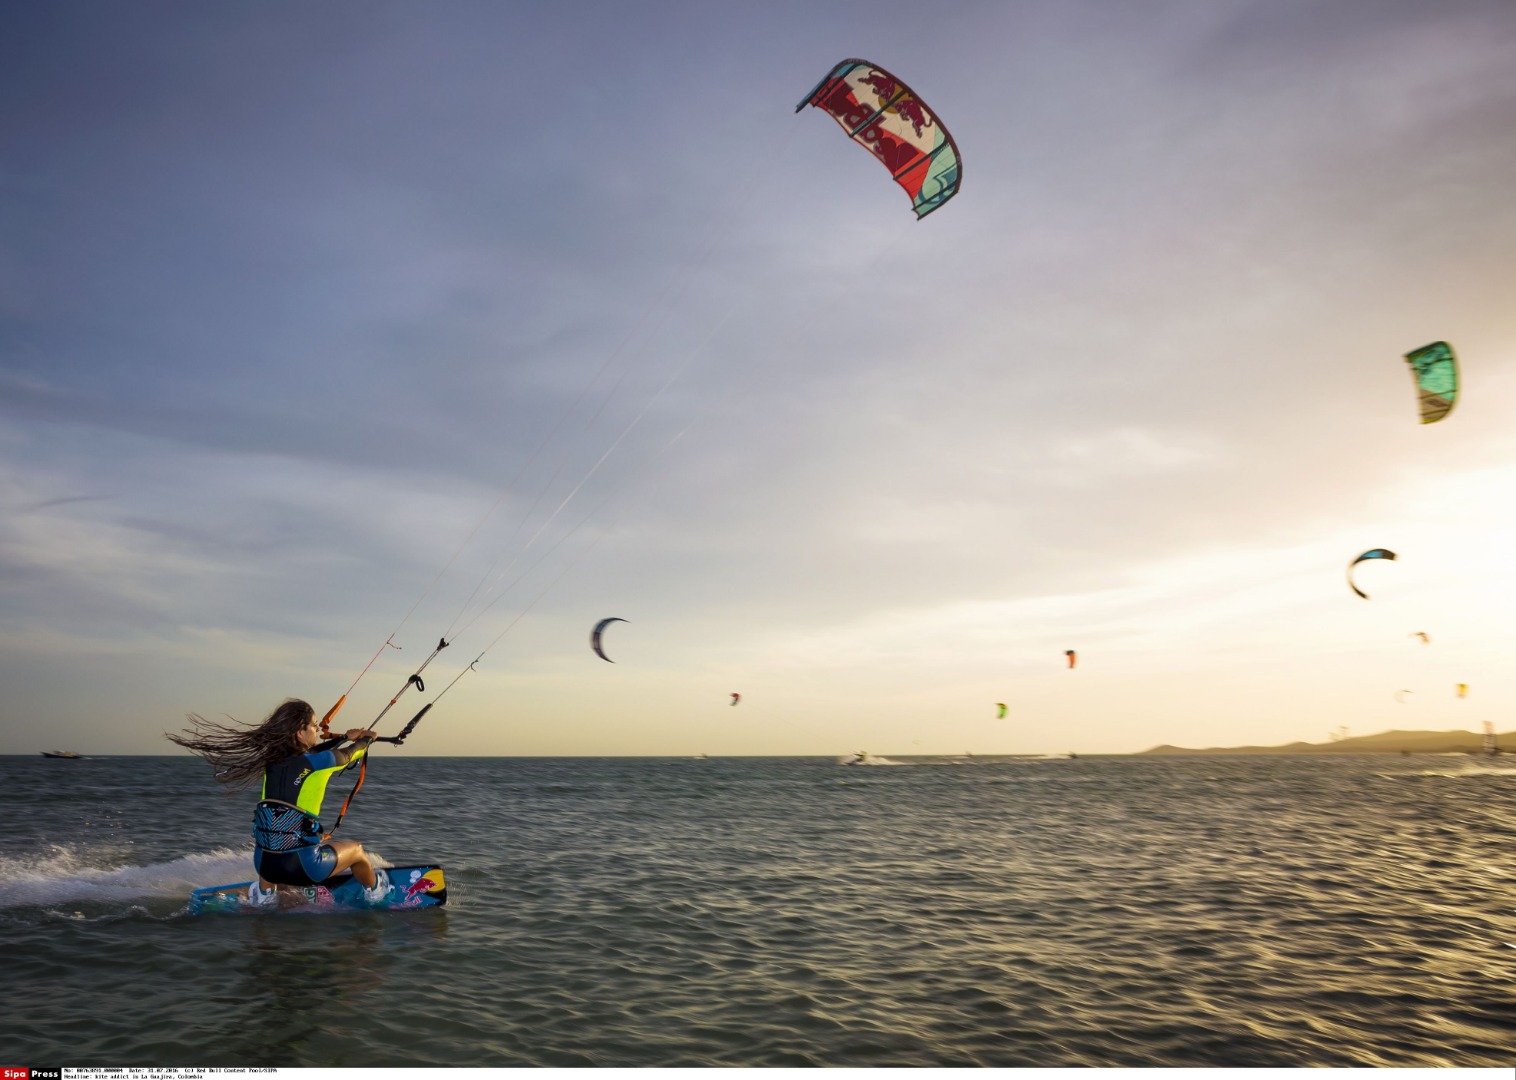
[{"left": 0, "top": 847, "right": 253, "bottom": 909}]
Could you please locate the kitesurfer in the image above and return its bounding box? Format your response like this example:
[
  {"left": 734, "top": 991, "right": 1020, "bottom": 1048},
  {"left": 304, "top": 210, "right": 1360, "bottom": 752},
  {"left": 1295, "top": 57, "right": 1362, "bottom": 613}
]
[{"left": 168, "top": 699, "right": 392, "bottom": 906}]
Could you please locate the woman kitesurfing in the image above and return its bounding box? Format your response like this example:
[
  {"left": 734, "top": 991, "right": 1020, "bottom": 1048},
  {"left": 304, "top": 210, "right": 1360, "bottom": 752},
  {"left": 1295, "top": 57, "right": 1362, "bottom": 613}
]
[
  {"left": 168, "top": 699, "right": 392, "bottom": 906},
  {"left": 167, "top": 69, "right": 877, "bottom": 914}
]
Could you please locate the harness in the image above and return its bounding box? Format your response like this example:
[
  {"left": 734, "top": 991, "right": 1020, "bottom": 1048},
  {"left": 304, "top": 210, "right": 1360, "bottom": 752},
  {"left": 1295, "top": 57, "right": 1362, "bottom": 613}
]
[{"left": 253, "top": 799, "right": 323, "bottom": 852}]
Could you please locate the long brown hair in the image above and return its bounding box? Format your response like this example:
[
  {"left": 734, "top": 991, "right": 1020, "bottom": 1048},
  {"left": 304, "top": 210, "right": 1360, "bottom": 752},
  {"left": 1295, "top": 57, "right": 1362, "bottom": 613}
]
[{"left": 166, "top": 698, "right": 315, "bottom": 790}]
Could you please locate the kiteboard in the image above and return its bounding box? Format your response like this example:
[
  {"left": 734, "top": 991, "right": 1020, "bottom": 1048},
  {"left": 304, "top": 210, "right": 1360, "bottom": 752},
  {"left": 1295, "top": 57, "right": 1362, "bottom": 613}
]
[{"left": 187, "top": 864, "right": 447, "bottom": 915}]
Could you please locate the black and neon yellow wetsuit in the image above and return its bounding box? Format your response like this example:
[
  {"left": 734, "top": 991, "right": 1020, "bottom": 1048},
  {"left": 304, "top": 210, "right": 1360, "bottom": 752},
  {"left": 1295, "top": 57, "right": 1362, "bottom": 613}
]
[{"left": 252, "top": 739, "right": 367, "bottom": 886}]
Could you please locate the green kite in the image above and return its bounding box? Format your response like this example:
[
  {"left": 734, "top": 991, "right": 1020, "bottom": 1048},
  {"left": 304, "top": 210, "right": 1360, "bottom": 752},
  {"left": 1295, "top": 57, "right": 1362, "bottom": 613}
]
[{"left": 1404, "top": 341, "right": 1457, "bottom": 424}]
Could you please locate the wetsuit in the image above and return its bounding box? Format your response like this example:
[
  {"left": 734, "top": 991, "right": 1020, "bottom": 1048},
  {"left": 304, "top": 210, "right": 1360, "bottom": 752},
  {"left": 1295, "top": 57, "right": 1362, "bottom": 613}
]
[{"left": 252, "top": 738, "right": 367, "bottom": 886}]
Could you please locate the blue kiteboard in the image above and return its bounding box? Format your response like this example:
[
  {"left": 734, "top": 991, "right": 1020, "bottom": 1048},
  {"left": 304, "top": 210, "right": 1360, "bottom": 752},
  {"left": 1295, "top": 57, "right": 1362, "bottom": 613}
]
[{"left": 187, "top": 864, "right": 447, "bottom": 914}]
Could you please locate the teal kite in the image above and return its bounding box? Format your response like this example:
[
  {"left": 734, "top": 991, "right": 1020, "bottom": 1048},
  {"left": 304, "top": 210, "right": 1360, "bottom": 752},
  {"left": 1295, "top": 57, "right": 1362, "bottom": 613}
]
[{"left": 1404, "top": 341, "right": 1457, "bottom": 424}]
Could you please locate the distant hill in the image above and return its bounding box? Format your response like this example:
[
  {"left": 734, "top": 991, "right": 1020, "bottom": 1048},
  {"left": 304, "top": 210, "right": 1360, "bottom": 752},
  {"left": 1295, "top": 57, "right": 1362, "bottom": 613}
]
[{"left": 1138, "top": 728, "right": 1509, "bottom": 756}]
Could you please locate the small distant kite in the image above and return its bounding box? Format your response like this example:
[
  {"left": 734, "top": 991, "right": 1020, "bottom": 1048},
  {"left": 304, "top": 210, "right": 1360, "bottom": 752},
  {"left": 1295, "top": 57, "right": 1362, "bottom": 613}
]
[
  {"left": 1457, "top": 683, "right": 1468, "bottom": 699},
  {"left": 590, "top": 617, "right": 627, "bottom": 663},
  {"left": 1404, "top": 341, "right": 1458, "bottom": 424},
  {"left": 1347, "top": 549, "right": 1396, "bottom": 599},
  {"left": 1394, "top": 689, "right": 1413, "bottom": 704},
  {"left": 1064, "top": 650, "right": 1077, "bottom": 669},
  {"left": 995, "top": 702, "right": 1007, "bottom": 719},
  {"left": 730, "top": 693, "right": 741, "bottom": 706},
  {"left": 1410, "top": 632, "right": 1430, "bottom": 644},
  {"left": 795, "top": 59, "right": 962, "bottom": 219}
]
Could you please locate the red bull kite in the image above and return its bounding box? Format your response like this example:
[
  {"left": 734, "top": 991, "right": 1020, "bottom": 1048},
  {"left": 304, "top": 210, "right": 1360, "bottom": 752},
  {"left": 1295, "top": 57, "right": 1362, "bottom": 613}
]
[
  {"left": 730, "top": 693, "right": 741, "bottom": 706},
  {"left": 795, "top": 59, "right": 962, "bottom": 219}
]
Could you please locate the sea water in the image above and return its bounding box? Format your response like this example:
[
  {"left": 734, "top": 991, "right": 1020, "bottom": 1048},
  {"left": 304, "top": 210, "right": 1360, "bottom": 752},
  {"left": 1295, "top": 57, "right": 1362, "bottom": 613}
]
[{"left": 1, "top": 753, "right": 1513, "bottom": 1068}]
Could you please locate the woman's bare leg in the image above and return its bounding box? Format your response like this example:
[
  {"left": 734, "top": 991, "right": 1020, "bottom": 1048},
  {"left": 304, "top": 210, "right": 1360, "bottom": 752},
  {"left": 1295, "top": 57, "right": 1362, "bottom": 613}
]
[{"left": 328, "top": 840, "right": 378, "bottom": 889}]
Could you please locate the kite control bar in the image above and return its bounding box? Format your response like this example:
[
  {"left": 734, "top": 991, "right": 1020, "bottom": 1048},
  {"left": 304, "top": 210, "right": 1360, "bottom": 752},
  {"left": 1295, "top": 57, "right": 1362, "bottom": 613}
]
[{"left": 373, "top": 703, "right": 433, "bottom": 746}]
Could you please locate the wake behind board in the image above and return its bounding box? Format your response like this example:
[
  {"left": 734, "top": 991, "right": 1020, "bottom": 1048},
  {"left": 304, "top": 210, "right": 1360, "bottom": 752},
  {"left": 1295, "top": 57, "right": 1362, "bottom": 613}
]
[{"left": 187, "top": 865, "right": 446, "bottom": 915}]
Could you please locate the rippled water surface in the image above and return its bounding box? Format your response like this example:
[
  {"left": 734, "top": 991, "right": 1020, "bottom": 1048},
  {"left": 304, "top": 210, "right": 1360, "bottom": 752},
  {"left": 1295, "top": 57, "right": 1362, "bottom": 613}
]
[{"left": 3, "top": 753, "right": 1515, "bottom": 1067}]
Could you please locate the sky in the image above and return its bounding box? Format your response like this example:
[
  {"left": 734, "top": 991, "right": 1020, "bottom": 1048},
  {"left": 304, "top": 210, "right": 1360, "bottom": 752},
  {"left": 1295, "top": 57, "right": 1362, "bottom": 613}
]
[{"left": 3, "top": 0, "right": 1515, "bottom": 757}]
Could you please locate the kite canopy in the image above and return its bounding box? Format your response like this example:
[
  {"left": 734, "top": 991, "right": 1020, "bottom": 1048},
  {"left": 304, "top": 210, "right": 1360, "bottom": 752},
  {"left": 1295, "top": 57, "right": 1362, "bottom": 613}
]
[
  {"left": 1404, "top": 341, "right": 1457, "bottom": 424},
  {"left": 1347, "top": 549, "right": 1396, "bottom": 599},
  {"left": 730, "top": 692, "right": 741, "bottom": 706},
  {"left": 795, "top": 59, "right": 962, "bottom": 219},
  {"left": 590, "top": 617, "right": 627, "bottom": 663},
  {"left": 995, "top": 702, "right": 1007, "bottom": 719},
  {"left": 1064, "top": 649, "right": 1077, "bottom": 669}
]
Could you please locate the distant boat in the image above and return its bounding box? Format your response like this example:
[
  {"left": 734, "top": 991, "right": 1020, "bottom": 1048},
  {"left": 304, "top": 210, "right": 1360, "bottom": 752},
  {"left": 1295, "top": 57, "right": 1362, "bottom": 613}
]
[
  {"left": 1482, "top": 722, "right": 1499, "bottom": 758},
  {"left": 41, "top": 750, "right": 84, "bottom": 759}
]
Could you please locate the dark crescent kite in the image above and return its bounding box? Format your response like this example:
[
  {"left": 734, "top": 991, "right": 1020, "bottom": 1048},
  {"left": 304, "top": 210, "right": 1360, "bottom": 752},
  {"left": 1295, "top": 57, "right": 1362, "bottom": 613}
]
[
  {"left": 1347, "top": 549, "right": 1396, "bottom": 599},
  {"left": 590, "top": 617, "right": 627, "bottom": 663}
]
